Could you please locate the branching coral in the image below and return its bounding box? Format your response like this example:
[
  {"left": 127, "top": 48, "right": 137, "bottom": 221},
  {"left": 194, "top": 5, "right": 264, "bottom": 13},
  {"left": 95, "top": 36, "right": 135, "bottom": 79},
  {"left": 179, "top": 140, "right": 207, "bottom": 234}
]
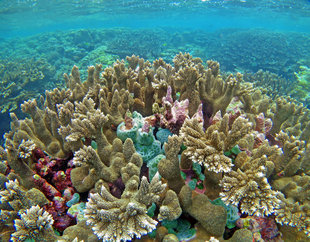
[
  {"left": 198, "top": 61, "right": 250, "bottom": 127},
  {"left": 275, "top": 193, "right": 310, "bottom": 237},
  {"left": 71, "top": 137, "right": 133, "bottom": 192},
  {"left": 180, "top": 114, "right": 254, "bottom": 173},
  {"left": 11, "top": 205, "right": 56, "bottom": 242},
  {"left": 84, "top": 142, "right": 166, "bottom": 241},
  {"left": 274, "top": 131, "right": 306, "bottom": 176},
  {"left": 220, "top": 164, "right": 281, "bottom": 216},
  {"left": 0, "top": 179, "right": 49, "bottom": 240},
  {"left": 158, "top": 135, "right": 185, "bottom": 194}
]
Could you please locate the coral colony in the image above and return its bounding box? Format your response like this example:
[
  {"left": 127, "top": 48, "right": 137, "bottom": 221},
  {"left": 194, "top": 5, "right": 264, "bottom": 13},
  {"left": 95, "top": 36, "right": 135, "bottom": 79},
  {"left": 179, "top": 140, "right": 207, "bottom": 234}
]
[{"left": 1, "top": 53, "right": 310, "bottom": 241}]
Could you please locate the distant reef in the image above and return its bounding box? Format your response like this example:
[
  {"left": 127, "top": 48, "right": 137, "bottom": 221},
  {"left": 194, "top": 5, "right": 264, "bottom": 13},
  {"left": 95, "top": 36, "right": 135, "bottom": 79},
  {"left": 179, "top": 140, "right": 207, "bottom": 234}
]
[{"left": 0, "top": 27, "right": 309, "bottom": 141}]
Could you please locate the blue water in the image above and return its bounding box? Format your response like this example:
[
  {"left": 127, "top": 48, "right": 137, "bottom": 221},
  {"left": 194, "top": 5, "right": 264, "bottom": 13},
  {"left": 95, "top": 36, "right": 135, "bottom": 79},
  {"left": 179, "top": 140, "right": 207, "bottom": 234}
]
[
  {"left": 0, "top": 0, "right": 310, "bottom": 142},
  {"left": 1, "top": 1, "right": 310, "bottom": 241},
  {"left": 0, "top": 0, "right": 309, "bottom": 139},
  {"left": 0, "top": 0, "right": 309, "bottom": 38}
]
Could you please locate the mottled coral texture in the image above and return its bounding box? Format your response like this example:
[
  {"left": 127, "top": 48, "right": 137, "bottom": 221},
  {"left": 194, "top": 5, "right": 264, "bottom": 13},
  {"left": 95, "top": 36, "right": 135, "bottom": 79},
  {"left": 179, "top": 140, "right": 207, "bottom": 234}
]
[{"left": 1, "top": 52, "right": 310, "bottom": 241}]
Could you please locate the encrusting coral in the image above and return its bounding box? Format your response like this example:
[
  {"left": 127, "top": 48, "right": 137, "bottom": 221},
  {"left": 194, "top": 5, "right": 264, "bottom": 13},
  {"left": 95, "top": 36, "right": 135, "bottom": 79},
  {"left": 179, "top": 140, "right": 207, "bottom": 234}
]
[{"left": 1, "top": 52, "right": 310, "bottom": 241}]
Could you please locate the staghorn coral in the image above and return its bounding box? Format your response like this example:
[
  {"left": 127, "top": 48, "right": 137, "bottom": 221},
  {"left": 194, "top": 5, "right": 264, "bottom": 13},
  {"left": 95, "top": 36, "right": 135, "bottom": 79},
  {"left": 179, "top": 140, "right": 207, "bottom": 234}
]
[
  {"left": 274, "top": 131, "right": 306, "bottom": 176},
  {"left": 180, "top": 114, "right": 254, "bottom": 173},
  {"left": 84, "top": 143, "right": 166, "bottom": 242},
  {"left": 158, "top": 135, "right": 185, "bottom": 194},
  {"left": 2, "top": 52, "right": 310, "bottom": 240},
  {"left": 239, "top": 88, "right": 271, "bottom": 116},
  {"left": 174, "top": 61, "right": 201, "bottom": 117},
  {"left": 198, "top": 61, "right": 250, "bottom": 128},
  {"left": 268, "top": 96, "right": 310, "bottom": 144},
  {"left": 11, "top": 205, "right": 56, "bottom": 242},
  {"left": 71, "top": 137, "right": 131, "bottom": 192},
  {"left": 220, "top": 154, "right": 281, "bottom": 216}
]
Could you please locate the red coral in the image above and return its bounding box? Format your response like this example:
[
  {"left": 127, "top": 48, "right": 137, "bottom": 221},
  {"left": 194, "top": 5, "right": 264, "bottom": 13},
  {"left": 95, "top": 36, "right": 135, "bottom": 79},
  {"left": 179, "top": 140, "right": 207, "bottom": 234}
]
[{"left": 33, "top": 174, "right": 61, "bottom": 199}]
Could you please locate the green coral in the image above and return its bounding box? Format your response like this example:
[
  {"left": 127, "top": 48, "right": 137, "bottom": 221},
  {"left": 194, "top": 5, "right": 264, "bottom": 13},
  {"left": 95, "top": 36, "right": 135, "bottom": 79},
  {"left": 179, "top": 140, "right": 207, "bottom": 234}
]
[
  {"left": 161, "top": 218, "right": 196, "bottom": 241},
  {"left": 116, "top": 111, "right": 163, "bottom": 163},
  {"left": 211, "top": 198, "right": 240, "bottom": 229}
]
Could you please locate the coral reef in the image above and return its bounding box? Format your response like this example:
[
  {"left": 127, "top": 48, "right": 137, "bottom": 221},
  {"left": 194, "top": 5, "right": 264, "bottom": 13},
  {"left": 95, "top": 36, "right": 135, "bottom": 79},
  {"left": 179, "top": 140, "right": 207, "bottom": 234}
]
[
  {"left": 1, "top": 52, "right": 310, "bottom": 241},
  {"left": 11, "top": 205, "right": 56, "bottom": 242},
  {"left": 84, "top": 139, "right": 172, "bottom": 241},
  {"left": 0, "top": 58, "right": 55, "bottom": 114}
]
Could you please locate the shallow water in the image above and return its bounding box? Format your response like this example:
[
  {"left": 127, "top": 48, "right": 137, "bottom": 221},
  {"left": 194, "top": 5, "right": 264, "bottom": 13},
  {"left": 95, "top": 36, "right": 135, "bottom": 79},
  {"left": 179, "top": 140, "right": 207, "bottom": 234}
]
[
  {"left": 0, "top": 0, "right": 308, "bottom": 142},
  {"left": 1, "top": 0, "right": 310, "bottom": 38},
  {"left": 0, "top": 1, "right": 310, "bottom": 241}
]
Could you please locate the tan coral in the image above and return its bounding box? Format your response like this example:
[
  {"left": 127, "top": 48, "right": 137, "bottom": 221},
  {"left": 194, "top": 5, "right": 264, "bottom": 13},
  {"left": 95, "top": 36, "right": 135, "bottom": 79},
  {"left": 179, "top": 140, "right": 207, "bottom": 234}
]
[
  {"left": 268, "top": 96, "right": 310, "bottom": 143},
  {"left": 274, "top": 131, "right": 306, "bottom": 176},
  {"left": 220, "top": 159, "right": 281, "bottom": 216},
  {"left": 198, "top": 61, "right": 249, "bottom": 127},
  {"left": 158, "top": 189, "right": 182, "bottom": 221},
  {"left": 85, "top": 148, "right": 166, "bottom": 242},
  {"left": 174, "top": 65, "right": 201, "bottom": 117},
  {"left": 173, "top": 52, "right": 203, "bottom": 71},
  {"left": 180, "top": 115, "right": 254, "bottom": 173},
  {"left": 158, "top": 135, "right": 185, "bottom": 193},
  {"left": 11, "top": 205, "right": 56, "bottom": 242},
  {"left": 275, "top": 193, "right": 310, "bottom": 237}
]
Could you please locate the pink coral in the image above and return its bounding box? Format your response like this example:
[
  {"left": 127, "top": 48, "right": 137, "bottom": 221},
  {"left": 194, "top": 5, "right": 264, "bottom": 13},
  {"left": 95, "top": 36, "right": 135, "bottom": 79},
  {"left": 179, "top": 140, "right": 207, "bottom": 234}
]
[{"left": 159, "top": 86, "right": 189, "bottom": 133}]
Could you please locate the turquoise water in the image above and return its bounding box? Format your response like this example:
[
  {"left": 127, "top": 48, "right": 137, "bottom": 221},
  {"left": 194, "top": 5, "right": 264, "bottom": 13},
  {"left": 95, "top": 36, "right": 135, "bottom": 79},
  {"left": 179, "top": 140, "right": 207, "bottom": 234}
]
[
  {"left": 0, "top": 1, "right": 309, "bottom": 139},
  {"left": 1, "top": 1, "right": 310, "bottom": 241},
  {"left": 1, "top": 0, "right": 310, "bottom": 38},
  {"left": 0, "top": 0, "right": 310, "bottom": 143}
]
